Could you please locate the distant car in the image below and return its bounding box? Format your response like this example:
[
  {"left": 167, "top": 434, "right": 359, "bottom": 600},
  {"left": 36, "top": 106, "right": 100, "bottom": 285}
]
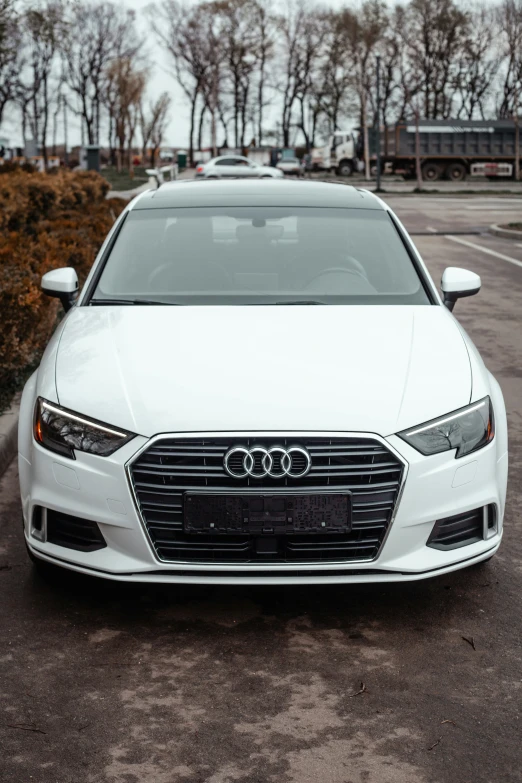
[
  {"left": 276, "top": 157, "right": 304, "bottom": 176},
  {"left": 196, "top": 155, "right": 283, "bottom": 179}
]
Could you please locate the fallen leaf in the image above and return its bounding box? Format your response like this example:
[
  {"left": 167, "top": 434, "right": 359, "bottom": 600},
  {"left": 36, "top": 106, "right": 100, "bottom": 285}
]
[
  {"left": 441, "top": 719, "right": 456, "bottom": 726},
  {"left": 349, "top": 682, "right": 367, "bottom": 697},
  {"left": 7, "top": 723, "right": 46, "bottom": 735},
  {"left": 462, "top": 636, "right": 476, "bottom": 650}
]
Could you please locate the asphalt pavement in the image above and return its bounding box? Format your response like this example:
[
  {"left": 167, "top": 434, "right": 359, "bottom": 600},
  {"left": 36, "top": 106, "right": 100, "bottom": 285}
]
[{"left": 1, "top": 195, "right": 521, "bottom": 783}]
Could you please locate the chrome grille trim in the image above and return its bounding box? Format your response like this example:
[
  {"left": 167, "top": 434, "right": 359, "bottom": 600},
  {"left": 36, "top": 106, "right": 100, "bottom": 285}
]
[{"left": 125, "top": 432, "right": 408, "bottom": 568}]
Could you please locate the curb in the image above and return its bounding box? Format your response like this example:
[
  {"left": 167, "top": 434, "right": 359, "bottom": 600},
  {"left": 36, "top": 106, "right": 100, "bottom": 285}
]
[
  {"left": 106, "top": 182, "right": 153, "bottom": 201},
  {"left": 490, "top": 223, "right": 522, "bottom": 240},
  {"left": 0, "top": 394, "right": 20, "bottom": 478}
]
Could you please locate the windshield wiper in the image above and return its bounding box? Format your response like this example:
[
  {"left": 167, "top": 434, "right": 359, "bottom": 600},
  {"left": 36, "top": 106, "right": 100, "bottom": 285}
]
[
  {"left": 274, "top": 299, "right": 326, "bottom": 305},
  {"left": 89, "top": 298, "right": 179, "bottom": 306}
]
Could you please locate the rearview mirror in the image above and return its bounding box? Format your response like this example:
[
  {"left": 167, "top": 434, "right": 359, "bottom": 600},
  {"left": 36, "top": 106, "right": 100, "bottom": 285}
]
[
  {"left": 41, "top": 267, "right": 79, "bottom": 312},
  {"left": 441, "top": 267, "right": 481, "bottom": 312}
]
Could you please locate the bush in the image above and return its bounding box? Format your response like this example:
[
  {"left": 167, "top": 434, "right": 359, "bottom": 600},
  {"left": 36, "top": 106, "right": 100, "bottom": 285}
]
[
  {"left": 0, "top": 169, "right": 125, "bottom": 408},
  {"left": 0, "top": 160, "right": 37, "bottom": 175}
]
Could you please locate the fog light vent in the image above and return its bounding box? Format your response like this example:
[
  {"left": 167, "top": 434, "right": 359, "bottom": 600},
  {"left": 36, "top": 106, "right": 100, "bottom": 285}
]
[
  {"left": 485, "top": 504, "right": 498, "bottom": 539},
  {"left": 46, "top": 509, "right": 106, "bottom": 552},
  {"left": 427, "top": 507, "right": 484, "bottom": 551},
  {"left": 31, "top": 506, "right": 46, "bottom": 542}
]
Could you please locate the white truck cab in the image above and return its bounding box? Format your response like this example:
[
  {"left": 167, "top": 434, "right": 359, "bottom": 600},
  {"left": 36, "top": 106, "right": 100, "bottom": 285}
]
[{"left": 318, "top": 131, "right": 360, "bottom": 176}]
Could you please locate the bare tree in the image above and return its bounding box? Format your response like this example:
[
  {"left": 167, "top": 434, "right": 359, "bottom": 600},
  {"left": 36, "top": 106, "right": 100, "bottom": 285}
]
[
  {"left": 399, "top": 0, "right": 469, "bottom": 119},
  {"left": 454, "top": 5, "right": 501, "bottom": 120},
  {"left": 149, "top": 0, "right": 214, "bottom": 164},
  {"left": 252, "top": 0, "right": 274, "bottom": 146},
  {"left": 106, "top": 56, "right": 147, "bottom": 172},
  {"left": 217, "top": 0, "right": 260, "bottom": 148},
  {"left": 336, "top": 1, "right": 388, "bottom": 177},
  {"left": 276, "top": 0, "right": 314, "bottom": 147},
  {"left": 140, "top": 91, "right": 171, "bottom": 166},
  {"left": 497, "top": 0, "right": 522, "bottom": 118},
  {"left": 17, "top": 2, "right": 63, "bottom": 167},
  {"left": 0, "top": 0, "right": 22, "bottom": 128},
  {"left": 62, "top": 1, "right": 141, "bottom": 145},
  {"left": 312, "top": 10, "right": 356, "bottom": 136}
]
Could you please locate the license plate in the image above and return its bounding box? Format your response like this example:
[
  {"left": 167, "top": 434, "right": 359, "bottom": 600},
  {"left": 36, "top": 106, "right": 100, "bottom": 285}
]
[{"left": 184, "top": 493, "right": 351, "bottom": 535}]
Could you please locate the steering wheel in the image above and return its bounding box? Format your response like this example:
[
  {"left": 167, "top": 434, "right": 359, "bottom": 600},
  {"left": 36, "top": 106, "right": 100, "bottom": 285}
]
[
  {"left": 147, "top": 260, "right": 231, "bottom": 289},
  {"left": 285, "top": 251, "right": 368, "bottom": 278},
  {"left": 303, "top": 265, "right": 369, "bottom": 289}
]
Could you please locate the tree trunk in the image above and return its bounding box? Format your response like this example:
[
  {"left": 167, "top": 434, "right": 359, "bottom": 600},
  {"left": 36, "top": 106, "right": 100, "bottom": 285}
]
[
  {"left": 415, "top": 108, "right": 423, "bottom": 189},
  {"left": 108, "top": 113, "right": 114, "bottom": 165},
  {"left": 128, "top": 118, "right": 134, "bottom": 178},
  {"left": 117, "top": 131, "right": 124, "bottom": 172},
  {"left": 211, "top": 68, "right": 218, "bottom": 157},
  {"left": 52, "top": 95, "right": 59, "bottom": 157},
  {"left": 198, "top": 101, "right": 206, "bottom": 151},
  {"left": 22, "top": 105, "right": 27, "bottom": 148},
  {"left": 63, "top": 99, "right": 68, "bottom": 166},
  {"left": 362, "top": 89, "right": 370, "bottom": 181},
  {"left": 41, "top": 74, "right": 49, "bottom": 170},
  {"left": 189, "top": 90, "right": 197, "bottom": 166},
  {"left": 234, "top": 75, "right": 239, "bottom": 149},
  {"left": 257, "top": 54, "right": 265, "bottom": 147},
  {"left": 282, "top": 105, "right": 290, "bottom": 147}
]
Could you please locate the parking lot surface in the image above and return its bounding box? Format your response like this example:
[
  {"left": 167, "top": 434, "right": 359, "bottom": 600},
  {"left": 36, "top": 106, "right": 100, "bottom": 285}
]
[{"left": 1, "top": 195, "right": 521, "bottom": 783}]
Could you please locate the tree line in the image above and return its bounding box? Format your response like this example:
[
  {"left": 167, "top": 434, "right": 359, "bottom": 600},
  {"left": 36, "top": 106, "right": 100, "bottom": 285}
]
[
  {"left": 1, "top": 0, "right": 521, "bottom": 168},
  {"left": 0, "top": 0, "right": 171, "bottom": 169}
]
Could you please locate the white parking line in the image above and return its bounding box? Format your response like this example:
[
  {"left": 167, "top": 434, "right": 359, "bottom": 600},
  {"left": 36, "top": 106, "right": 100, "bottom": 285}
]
[
  {"left": 444, "top": 235, "right": 522, "bottom": 269},
  {"left": 464, "top": 206, "right": 522, "bottom": 211}
]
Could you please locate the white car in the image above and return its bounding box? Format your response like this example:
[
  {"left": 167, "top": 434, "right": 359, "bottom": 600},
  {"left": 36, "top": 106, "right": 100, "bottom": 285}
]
[
  {"left": 19, "top": 180, "right": 507, "bottom": 585},
  {"left": 276, "top": 157, "right": 304, "bottom": 176},
  {"left": 195, "top": 155, "right": 283, "bottom": 179}
]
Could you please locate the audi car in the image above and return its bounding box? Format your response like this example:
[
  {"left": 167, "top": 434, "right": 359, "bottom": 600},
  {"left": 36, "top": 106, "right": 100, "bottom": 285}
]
[{"left": 19, "top": 180, "right": 507, "bottom": 585}]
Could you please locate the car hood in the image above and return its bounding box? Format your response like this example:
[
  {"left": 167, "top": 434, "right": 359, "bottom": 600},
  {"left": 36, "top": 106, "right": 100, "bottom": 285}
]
[{"left": 55, "top": 305, "right": 472, "bottom": 438}]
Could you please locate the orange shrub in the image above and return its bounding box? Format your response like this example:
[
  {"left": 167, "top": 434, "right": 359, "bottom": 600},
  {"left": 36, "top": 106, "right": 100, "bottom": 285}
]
[{"left": 0, "top": 170, "right": 125, "bottom": 405}]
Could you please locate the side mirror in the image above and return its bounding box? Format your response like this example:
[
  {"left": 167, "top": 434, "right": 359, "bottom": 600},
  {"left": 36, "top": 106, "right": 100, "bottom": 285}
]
[
  {"left": 441, "top": 267, "right": 481, "bottom": 312},
  {"left": 41, "top": 268, "right": 79, "bottom": 312}
]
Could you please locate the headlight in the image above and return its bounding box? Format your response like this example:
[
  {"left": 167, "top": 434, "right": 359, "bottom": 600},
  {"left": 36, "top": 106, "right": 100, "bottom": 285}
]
[
  {"left": 34, "top": 398, "right": 135, "bottom": 459},
  {"left": 398, "top": 396, "right": 494, "bottom": 458}
]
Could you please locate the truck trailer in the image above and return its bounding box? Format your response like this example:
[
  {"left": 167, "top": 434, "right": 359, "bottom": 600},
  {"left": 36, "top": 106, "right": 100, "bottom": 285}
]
[{"left": 370, "top": 119, "right": 521, "bottom": 182}]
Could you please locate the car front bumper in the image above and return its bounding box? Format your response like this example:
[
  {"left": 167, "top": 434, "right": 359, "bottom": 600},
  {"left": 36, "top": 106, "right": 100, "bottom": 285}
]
[{"left": 20, "top": 431, "right": 507, "bottom": 585}]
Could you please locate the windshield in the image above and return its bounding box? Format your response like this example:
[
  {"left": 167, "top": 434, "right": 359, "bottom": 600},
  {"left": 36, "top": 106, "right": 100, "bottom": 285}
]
[{"left": 90, "top": 207, "right": 430, "bottom": 305}]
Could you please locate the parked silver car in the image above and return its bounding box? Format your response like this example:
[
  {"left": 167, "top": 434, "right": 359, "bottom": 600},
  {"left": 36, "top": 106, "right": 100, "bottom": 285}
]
[
  {"left": 195, "top": 155, "right": 283, "bottom": 179},
  {"left": 276, "top": 157, "right": 304, "bottom": 176}
]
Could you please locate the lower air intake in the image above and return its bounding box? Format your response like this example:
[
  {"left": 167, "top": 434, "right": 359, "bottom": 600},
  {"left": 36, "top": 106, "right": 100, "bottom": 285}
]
[
  {"left": 427, "top": 505, "right": 497, "bottom": 551},
  {"left": 46, "top": 509, "right": 107, "bottom": 552}
]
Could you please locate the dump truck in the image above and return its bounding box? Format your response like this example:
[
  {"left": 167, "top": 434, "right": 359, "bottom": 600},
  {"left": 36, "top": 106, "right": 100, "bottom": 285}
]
[{"left": 369, "top": 119, "right": 521, "bottom": 182}]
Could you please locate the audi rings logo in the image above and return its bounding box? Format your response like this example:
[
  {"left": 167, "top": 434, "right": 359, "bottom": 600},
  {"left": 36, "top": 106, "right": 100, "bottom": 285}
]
[{"left": 224, "top": 445, "right": 312, "bottom": 479}]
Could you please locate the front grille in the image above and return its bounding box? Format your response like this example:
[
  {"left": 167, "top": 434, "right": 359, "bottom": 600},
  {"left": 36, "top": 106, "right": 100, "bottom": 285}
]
[{"left": 129, "top": 436, "right": 404, "bottom": 564}]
